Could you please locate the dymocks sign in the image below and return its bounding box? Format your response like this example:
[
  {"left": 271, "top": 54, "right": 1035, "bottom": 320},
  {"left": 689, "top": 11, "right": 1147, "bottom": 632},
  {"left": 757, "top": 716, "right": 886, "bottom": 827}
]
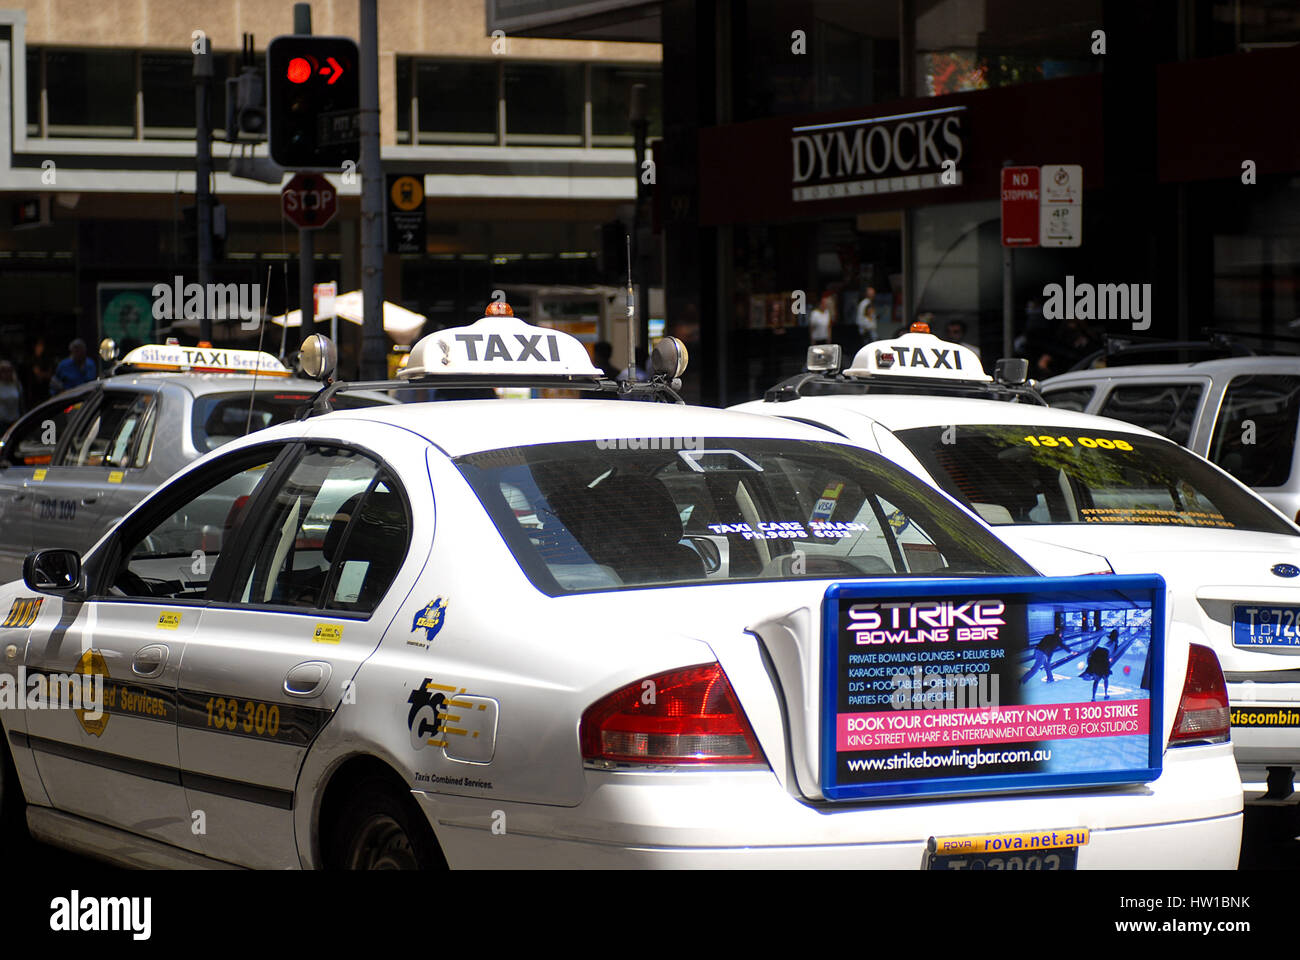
[{"left": 791, "top": 106, "right": 966, "bottom": 202}]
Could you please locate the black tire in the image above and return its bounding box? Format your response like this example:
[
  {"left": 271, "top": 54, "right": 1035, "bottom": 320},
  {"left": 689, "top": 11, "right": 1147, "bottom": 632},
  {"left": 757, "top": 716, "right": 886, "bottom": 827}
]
[{"left": 328, "top": 776, "right": 445, "bottom": 870}]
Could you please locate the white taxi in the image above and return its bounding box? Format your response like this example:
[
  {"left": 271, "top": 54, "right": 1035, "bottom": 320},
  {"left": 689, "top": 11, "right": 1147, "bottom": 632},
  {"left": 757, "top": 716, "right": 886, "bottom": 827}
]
[
  {"left": 733, "top": 327, "right": 1300, "bottom": 805},
  {"left": 0, "top": 310, "right": 1240, "bottom": 869}
]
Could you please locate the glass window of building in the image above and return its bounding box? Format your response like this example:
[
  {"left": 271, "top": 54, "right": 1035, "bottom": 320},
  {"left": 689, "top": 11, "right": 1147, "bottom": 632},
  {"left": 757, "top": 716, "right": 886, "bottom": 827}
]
[
  {"left": 45, "top": 49, "right": 136, "bottom": 138},
  {"left": 915, "top": 0, "right": 1101, "bottom": 97},
  {"left": 591, "top": 65, "right": 662, "bottom": 144},
  {"left": 25, "top": 48, "right": 41, "bottom": 136},
  {"left": 396, "top": 57, "right": 412, "bottom": 144},
  {"left": 1206, "top": 0, "right": 1300, "bottom": 55},
  {"left": 504, "top": 62, "right": 583, "bottom": 145},
  {"left": 417, "top": 60, "right": 499, "bottom": 144},
  {"left": 142, "top": 53, "right": 196, "bottom": 137}
]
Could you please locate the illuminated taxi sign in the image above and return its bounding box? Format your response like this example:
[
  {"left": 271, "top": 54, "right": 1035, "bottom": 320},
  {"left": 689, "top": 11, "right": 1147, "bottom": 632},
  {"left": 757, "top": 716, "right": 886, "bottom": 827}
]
[
  {"left": 843, "top": 331, "right": 990, "bottom": 382},
  {"left": 401, "top": 314, "right": 603, "bottom": 380},
  {"left": 120, "top": 344, "right": 290, "bottom": 377}
]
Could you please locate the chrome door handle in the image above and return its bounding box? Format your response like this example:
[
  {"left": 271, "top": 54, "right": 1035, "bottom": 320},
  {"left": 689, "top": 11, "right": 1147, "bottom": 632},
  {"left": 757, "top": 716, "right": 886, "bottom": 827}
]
[
  {"left": 132, "top": 643, "right": 169, "bottom": 679},
  {"left": 284, "top": 660, "right": 332, "bottom": 698}
]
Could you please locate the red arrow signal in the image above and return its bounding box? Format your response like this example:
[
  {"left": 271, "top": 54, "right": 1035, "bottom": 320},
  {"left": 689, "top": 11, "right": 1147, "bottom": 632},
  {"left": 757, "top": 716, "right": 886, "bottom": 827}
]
[{"left": 321, "top": 57, "right": 343, "bottom": 85}]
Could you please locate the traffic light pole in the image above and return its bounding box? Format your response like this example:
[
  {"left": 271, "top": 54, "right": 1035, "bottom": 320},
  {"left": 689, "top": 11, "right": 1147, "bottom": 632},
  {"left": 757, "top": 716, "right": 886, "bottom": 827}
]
[
  {"left": 359, "top": 0, "right": 386, "bottom": 380},
  {"left": 295, "top": 3, "right": 316, "bottom": 347},
  {"left": 194, "top": 45, "right": 214, "bottom": 343}
]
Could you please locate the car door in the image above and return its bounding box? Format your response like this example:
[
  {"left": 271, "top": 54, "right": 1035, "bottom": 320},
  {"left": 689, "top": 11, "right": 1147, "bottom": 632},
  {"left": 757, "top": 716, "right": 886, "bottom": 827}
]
[
  {"left": 35, "top": 386, "right": 159, "bottom": 558},
  {"left": 0, "top": 387, "right": 96, "bottom": 583},
  {"left": 22, "top": 441, "right": 288, "bottom": 854},
  {"left": 177, "top": 429, "right": 427, "bottom": 867}
]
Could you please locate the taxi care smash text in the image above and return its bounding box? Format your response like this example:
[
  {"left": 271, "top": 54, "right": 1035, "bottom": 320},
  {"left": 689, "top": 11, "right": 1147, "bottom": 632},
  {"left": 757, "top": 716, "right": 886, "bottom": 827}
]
[{"left": 0, "top": 668, "right": 103, "bottom": 717}]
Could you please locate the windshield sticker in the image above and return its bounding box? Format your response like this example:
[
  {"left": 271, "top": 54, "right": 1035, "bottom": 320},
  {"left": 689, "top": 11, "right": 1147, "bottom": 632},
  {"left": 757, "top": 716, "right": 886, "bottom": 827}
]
[
  {"left": 1080, "top": 507, "right": 1233, "bottom": 528},
  {"left": 706, "top": 520, "right": 875, "bottom": 540},
  {"left": 1020, "top": 435, "right": 1134, "bottom": 451},
  {"left": 810, "top": 482, "right": 845, "bottom": 523}
]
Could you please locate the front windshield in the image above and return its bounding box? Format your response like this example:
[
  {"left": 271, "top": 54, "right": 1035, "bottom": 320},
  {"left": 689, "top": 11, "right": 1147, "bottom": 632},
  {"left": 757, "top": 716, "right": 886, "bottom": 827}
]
[
  {"left": 896, "top": 424, "right": 1294, "bottom": 534},
  {"left": 455, "top": 437, "right": 1034, "bottom": 595}
]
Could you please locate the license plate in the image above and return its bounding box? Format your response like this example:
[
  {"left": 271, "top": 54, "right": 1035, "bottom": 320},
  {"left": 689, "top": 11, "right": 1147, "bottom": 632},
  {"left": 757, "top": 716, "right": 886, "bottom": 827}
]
[
  {"left": 928, "top": 848, "right": 1079, "bottom": 870},
  {"left": 1233, "top": 605, "right": 1300, "bottom": 649}
]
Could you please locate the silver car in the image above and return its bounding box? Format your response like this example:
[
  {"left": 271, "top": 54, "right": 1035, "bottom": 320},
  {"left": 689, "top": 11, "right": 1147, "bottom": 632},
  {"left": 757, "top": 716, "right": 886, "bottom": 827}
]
[{"left": 0, "top": 360, "right": 393, "bottom": 585}]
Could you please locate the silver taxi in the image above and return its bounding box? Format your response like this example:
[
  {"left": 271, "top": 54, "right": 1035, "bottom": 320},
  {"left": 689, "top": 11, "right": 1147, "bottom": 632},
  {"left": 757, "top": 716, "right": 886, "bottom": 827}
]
[{"left": 0, "top": 343, "right": 393, "bottom": 585}]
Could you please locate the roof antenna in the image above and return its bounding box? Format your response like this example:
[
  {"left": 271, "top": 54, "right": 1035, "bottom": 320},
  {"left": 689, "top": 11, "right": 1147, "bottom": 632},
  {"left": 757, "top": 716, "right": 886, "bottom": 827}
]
[
  {"left": 624, "top": 232, "right": 634, "bottom": 394},
  {"left": 245, "top": 263, "right": 273, "bottom": 436}
]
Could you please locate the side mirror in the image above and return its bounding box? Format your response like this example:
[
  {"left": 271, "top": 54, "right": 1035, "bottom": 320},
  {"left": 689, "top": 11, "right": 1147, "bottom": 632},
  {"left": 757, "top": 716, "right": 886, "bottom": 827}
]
[
  {"left": 23, "top": 549, "right": 82, "bottom": 595},
  {"left": 994, "top": 358, "right": 1030, "bottom": 385},
  {"left": 299, "top": 334, "right": 338, "bottom": 382}
]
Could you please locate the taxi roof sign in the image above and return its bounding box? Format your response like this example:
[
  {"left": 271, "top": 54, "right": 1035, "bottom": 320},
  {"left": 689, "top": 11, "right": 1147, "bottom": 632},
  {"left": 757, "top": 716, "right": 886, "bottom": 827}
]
[
  {"left": 843, "top": 331, "right": 990, "bottom": 383},
  {"left": 401, "top": 314, "right": 603, "bottom": 380},
  {"left": 120, "top": 343, "right": 290, "bottom": 377}
]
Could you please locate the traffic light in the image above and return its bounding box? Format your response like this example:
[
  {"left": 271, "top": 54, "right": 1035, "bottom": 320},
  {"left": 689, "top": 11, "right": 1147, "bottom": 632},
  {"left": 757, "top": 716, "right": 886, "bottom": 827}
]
[
  {"left": 225, "top": 67, "right": 266, "bottom": 141},
  {"left": 267, "top": 35, "right": 360, "bottom": 170}
]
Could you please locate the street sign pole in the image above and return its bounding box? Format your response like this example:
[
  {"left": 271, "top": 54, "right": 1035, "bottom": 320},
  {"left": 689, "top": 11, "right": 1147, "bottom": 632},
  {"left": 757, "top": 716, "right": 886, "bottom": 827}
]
[
  {"left": 1003, "top": 245, "right": 1014, "bottom": 360},
  {"left": 295, "top": 3, "right": 315, "bottom": 347},
  {"left": 194, "top": 45, "right": 214, "bottom": 343},
  {"left": 1000, "top": 163, "right": 1041, "bottom": 359},
  {"left": 359, "top": 0, "right": 386, "bottom": 381}
]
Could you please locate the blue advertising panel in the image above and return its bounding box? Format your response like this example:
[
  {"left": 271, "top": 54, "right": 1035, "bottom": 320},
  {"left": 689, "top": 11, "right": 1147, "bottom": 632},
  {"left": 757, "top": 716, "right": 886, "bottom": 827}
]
[{"left": 820, "top": 575, "right": 1165, "bottom": 801}]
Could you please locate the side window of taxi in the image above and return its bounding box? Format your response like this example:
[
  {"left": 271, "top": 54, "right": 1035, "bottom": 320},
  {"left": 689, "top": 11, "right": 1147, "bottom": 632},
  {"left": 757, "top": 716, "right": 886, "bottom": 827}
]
[
  {"left": 2, "top": 394, "right": 87, "bottom": 466},
  {"left": 232, "top": 446, "right": 410, "bottom": 614},
  {"left": 60, "top": 391, "right": 155, "bottom": 468},
  {"left": 110, "top": 450, "right": 279, "bottom": 600}
]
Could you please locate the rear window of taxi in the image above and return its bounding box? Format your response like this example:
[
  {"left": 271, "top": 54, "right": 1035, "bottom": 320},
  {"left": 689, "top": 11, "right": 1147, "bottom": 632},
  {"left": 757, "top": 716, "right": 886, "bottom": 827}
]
[
  {"left": 897, "top": 423, "right": 1294, "bottom": 533},
  {"left": 456, "top": 437, "right": 1034, "bottom": 595}
]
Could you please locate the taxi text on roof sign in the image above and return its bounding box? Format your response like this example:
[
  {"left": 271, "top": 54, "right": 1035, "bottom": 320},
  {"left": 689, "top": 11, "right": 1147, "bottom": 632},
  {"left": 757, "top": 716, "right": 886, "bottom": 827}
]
[
  {"left": 121, "top": 344, "right": 290, "bottom": 377},
  {"left": 400, "top": 313, "right": 604, "bottom": 380},
  {"left": 843, "top": 331, "right": 990, "bottom": 383}
]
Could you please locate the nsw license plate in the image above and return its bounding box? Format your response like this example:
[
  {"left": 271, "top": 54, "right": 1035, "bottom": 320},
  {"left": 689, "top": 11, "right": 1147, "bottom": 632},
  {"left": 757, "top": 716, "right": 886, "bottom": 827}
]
[{"left": 1233, "top": 605, "right": 1300, "bottom": 649}]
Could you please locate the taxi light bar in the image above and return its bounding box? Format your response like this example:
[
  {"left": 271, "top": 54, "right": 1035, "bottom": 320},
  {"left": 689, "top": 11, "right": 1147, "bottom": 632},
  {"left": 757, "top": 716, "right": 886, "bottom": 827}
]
[
  {"left": 580, "top": 663, "right": 765, "bottom": 765},
  {"left": 806, "top": 344, "right": 842, "bottom": 373},
  {"left": 1169, "top": 643, "right": 1231, "bottom": 746},
  {"left": 118, "top": 343, "right": 291, "bottom": 377}
]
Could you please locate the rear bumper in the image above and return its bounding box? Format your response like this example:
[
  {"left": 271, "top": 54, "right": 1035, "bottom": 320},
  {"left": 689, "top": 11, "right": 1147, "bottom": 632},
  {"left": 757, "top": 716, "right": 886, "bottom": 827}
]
[
  {"left": 1226, "top": 681, "right": 1300, "bottom": 775},
  {"left": 416, "top": 743, "right": 1241, "bottom": 869}
]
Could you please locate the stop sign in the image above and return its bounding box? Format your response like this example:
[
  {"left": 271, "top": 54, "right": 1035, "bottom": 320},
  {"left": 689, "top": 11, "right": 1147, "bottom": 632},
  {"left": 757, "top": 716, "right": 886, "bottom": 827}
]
[{"left": 282, "top": 172, "right": 337, "bottom": 229}]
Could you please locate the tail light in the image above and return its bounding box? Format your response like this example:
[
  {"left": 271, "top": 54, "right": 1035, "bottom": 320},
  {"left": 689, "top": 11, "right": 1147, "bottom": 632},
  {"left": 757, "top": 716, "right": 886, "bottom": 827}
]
[
  {"left": 580, "top": 663, "right": 765, "bottom": 765},
  {"left": 1169, "top": 643, "right": 1231, "bottom": 746}
]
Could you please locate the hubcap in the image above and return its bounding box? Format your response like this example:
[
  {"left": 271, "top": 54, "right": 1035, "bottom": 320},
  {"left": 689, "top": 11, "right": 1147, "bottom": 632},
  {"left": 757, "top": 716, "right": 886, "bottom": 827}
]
[{"left": 348, "top": 813, "right": 418, "bottom": 870}]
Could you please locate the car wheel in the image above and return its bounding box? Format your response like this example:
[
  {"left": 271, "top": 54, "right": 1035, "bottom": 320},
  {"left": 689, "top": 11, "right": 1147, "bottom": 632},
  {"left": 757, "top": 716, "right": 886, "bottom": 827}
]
[{"left": 330, "top": 777, "right": 445, "bottom": 870}]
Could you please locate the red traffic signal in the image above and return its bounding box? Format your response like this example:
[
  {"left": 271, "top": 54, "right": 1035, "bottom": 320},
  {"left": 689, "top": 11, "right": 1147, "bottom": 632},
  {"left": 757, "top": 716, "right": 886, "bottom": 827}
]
[
  {"left": 287, "top": 57, "right": 313, "bottom": 84},
  {"left": 267, "top": 35, "right": 359, "bottom": 170}
]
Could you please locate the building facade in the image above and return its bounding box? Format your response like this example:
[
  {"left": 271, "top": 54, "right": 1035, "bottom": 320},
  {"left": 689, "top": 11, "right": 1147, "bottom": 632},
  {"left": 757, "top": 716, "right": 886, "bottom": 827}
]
[
  {"left": 0, "top": 0, "right": 659, "bottom": 382},
  {"left": 504, "top": 0, "right": 1300, "bottom": 406}
]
